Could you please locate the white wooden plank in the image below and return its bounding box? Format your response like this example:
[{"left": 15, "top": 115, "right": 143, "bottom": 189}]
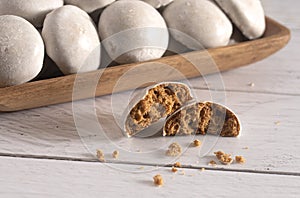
[
  {"left": 1, "top": 89, "right": 300, "bottom": 174},
  {"left": 0, "top": 156, "right": 299, "bottom": 198},
  {"left": 191, "top": 29, "right": 300, "bottom": 96},
  {"left": 0, "top": 0, "right": 299, "bottom": 176},
  {"left": 262, "top": 0, "right": 300, "bottom": 30}
]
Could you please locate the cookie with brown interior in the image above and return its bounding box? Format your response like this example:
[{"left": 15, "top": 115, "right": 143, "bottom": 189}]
[
  {"left": 163, "top": 101, "right": 240, "bottom": 137},
  {"left": 125, "top": 82, "right": 192, "bottom": 137}
]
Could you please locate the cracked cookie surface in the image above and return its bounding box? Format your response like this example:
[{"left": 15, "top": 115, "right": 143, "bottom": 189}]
[
  {"left": 163, "top": 102, "right": 240, "bottom": 137},
  {"left": 125, "top": 82, "right": 192, "bottom": 137}
]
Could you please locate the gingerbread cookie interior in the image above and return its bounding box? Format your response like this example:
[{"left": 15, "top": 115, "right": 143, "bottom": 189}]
[
  {"left": 125, "top": 83, "right": 192, "bottom": 137},
  {"left": 163, "top": 102, "right": 240, "bottom": 137}
]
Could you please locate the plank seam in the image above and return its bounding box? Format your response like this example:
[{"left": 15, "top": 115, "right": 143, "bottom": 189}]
[
  {"left": 192, "top": 87, "right": 300, "bottom": 97},
  {"left": 1, "top": 153, "right": 300, "bottom": 177}
]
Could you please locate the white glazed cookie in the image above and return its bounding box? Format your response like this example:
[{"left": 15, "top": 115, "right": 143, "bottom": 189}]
[
  {"left": 64, "top": 0, "right": 115, "bottom": 13},
  {"left": 0, "top": 0, "right": 63, "bottom": 27},
  {"left": 215, "top": 0, "right": 266, "bottom": 39},
  {"left": 0, "top": 15, "right": 44, "bottom": 88},
  {"left": 98, "top": 0, "right": 169, "bottom": 64},
  {"left": 163, "top": 0, "right": 232, "bottom": 49},
  {"left": 42, "top": 5, "right": 101, "bottom": 75}
]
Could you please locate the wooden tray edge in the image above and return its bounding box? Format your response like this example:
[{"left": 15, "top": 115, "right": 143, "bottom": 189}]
[{"left": 0, "top": 17, "right": 291, "bottom": 112}]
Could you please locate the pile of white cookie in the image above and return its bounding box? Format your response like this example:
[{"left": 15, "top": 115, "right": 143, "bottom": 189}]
[{"left": 0, "top": 0, "right": 266, "bottom": 88}]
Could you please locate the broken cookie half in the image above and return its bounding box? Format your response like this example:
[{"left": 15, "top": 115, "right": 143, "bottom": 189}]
[
  {"left": 163, "top": 101, "right": 241, "bottom": 137},
  {"left": 124, "top": 82, "right": 193, "bottom": 137}
]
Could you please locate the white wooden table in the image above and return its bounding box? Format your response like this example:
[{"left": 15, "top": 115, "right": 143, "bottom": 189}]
[{"left": 1, "top": 1, "right": 299, "bottom": 197}]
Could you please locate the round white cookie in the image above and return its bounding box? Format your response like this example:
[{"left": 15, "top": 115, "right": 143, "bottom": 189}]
[
  {"left": 0, "top": 15, "right": 44, "bottom": 88},
  {"left": 98, "top": 0, "right": 169, "bottom": 64},
  {"left": 64, "top": 0, "right": 115, "bottom": 13},
  {"left": 42, "top": 5, "right": 101, "bottom": 75},
  {"left": 215, "top": 0, "right": 266, "bottom": 39},
  {"left": 163, "top": 0, "right": 232, "bottom": 50},
  {"left": 0, "top": 0, "right": 63, "bottom": 27}
]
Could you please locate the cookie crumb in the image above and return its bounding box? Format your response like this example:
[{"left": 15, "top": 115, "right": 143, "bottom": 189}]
[
  {"left": 214, "top": 151, "right": 233, "bottom": 165},
  {"left": 153, "top": 174, "right": 164, "bottom": 186},
  {"left": 242, "top": 146, "right": 249, "bottom": 150},
  {"left": 200, "top": 168, "right": 205, "bottom": 171},
  {"left": 274, "top": 121, "right": 281, "bottom": 125},
  {"left": 248, "top": 82, "right": 255, "bottom": 87},
  {"left": 138, "top": 166, "right": 144, "bottom": 170},
  {"left": 179, "top": 170, "right": 185, "bottom": 175},
  {"left": 166, "top": 142, "right": 182, "bottom": 157},
  {"left": 173, "top": 162, "right": 182, "bottom": 168},
  {"left": 235, "top": 156, "right": 246, "bottom": 164},
  {"left": 209, "top": 160, "right": 217, "bottom": 166},
  {"left": 112, "top": 150, "right": 119, "bottom": 159},
  {"left": 171, "top": 167, "right": 178, "bottom": 173},
  {"left": 193, "top": 139, "right": 201, "bottom": 147},
  {"left": 96, "top": 149, "right": 105, "bottom": 162}
]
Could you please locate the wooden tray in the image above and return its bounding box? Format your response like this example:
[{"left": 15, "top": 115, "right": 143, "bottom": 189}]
[{"left": 0, "top": 17, "right": 290, "bottom": 112}]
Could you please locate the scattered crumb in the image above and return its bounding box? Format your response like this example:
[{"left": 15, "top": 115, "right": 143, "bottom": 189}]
[
  {"left": 179, "top": 170, "right": 185, "bottom": 175},
  {"left": 166, "top": 142, "right": 182, "bottom": 157},
  {"left": 274, "top": 121, "right": 281, "bottom": 125},
  {"left": 138, "top": 166, "right": 144, "bottom": 170},
  {"left": 97, "top": 157, "right": 106, "bottom": 163},
  {"left": 112, "top": 150, "right": 119, "bottom": 159},
  {"left": 200, "top": 168, "right": 205, "bottom": 171},
  {"left": 242, "top": 146, "right": 249, "bottom": 150},
  {"left": 98, "top": 157, "right": 106, "bottom": 162},
  {"left": 193, "top": 139, "right": 202, "bottom": 147},
  {"left": 96, "top": 149, "right": 105, "bottom": 162},
  {"left": 96, "top": 149, "right": 104, "bottom": 158},
  {"left": 153, "top": 174, "right": 164, "bottom": 186},
  {"left": 209, "top": 160, "right": 217, "bottom": 166},
  {"left": 248, "top": 82, "right": 255, "bottom": 87},
  {"left": 214, "top": 151, "right": 233, "bottom": 165},
  {"left": 171, "top": 162, "right": 181, "bottom": 172},
  {"left": 173, "top": 162, "right": 182, "bottom": 168},
  {"left": 171, "top": 167, "right": 178, "bottom": 173},
  {"left": 235, "top": 156, "right": 246, "bottom": 164}
]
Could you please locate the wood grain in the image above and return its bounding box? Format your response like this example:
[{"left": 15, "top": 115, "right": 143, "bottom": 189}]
[
  {"left": 1, "top": 90, "right": 300, "bottom": 174},
  {"left": 0, "top": 17, "right": 290, "bottom": 112},
  {"left": 203, "top": 31, "right": 300, "bottom": 95},
  {"left": 0, "top": 2, "right": 299, "bottom": 196},
  {"left": 0, "top": 156, "right": 299, "bottom": 198}
]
